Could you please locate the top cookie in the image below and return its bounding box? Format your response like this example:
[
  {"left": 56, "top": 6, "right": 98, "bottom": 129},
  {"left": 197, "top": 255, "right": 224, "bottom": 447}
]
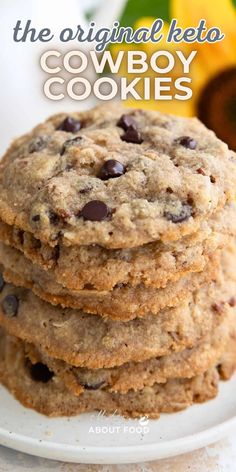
[{"left": 0, "top": 104, "right": 235, "bottom": 248}]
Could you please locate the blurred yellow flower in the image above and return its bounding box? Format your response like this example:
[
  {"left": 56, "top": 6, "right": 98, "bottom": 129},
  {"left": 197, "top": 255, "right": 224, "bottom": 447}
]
[
  {"left": 171, "top": 0, "right": 236, "bottom": 150},
  {"left": 112, "top": 0, "right": 236, "bottom": 149}
]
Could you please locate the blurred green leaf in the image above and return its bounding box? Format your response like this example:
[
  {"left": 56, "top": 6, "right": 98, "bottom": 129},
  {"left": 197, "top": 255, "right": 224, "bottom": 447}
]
[{"left": 120, "top": 0, "right": 170, "bottom": 27}]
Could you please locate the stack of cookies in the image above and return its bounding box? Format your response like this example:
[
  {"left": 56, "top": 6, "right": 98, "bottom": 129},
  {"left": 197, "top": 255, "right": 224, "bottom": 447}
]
[{"left": 0, "top": 104, "right": 235, "bottom": 418}]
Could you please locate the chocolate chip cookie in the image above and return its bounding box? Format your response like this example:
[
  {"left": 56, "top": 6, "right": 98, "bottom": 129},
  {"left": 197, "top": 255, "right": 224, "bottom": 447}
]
[
  {"left": 0, "top": 103, "right": 236, "bottom": 420},
  {"left": 0, "top": 242, "right": 218, "bottom": 319},
  {"left": 1, "top": 202, "right": 235, "bottom": 293},
  {"left": 0, "top": 328, "right": 235, "bottom": 418},
  {"left": 25, "top": 308, "right": 233, "bottom": 395},
  {"left": 0, "top": 104, "right": 235, "bottom": 249},
  {"left": 0, "top": 251, "right": 232, "bottom": 368}
]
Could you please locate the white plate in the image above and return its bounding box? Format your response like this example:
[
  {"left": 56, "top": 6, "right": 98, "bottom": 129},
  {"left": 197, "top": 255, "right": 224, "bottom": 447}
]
[{"left": 0, "top": 375, "right": 236, "bottom": 465}]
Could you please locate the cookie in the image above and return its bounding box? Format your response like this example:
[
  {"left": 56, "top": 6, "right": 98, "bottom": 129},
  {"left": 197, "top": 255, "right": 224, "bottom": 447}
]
[
  {"left": 0, "top": 242, "right": 218, "bottom": 320},
  {"left": 1, "top": 201, "right": 235, "bottom": 292},
  {"left": 0, "top": 266, "right": 231, "bottom": 368},
  {"left": 25, "top": 308, "right": 232, "bottom": 395},
  {"left": 0, "top": 218, "right": 212, "bottom": 291},
  {"left": 0, "top": 329, "right": 235, "bottom": 418},
  {"left": 1, "top": 241, "right": 235, "bottom": 368},
  {"left": 1, "top": 201, "right": 236, "bottom": 292},
  {"left": 0, "top": 104, "right": 235, "bottom": 249}
]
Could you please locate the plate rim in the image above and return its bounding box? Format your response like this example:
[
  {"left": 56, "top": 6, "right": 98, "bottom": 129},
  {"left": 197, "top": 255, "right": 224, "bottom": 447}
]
[{"left": 0, "top": 413, "right": 236, "bottom": 464}]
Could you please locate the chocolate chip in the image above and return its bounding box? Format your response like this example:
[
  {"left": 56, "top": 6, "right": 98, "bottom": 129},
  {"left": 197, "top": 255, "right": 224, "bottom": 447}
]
[
  {"left": 80, "top": 380, "right": 106, "bottom": 390},
  {"left": 99, "top": 159, "right": 125, "bottom": 180},
  {"left": 60, "top": 136, "right": 82, "bottom": 156},
  {"left": 117, "top": 114, "right": 137, "bottom": 131},
  {"left": 210, "top": 175, "right": 216, "bottom": 183},
  {"left": 0, "top": 274, "right": 5, "bottom": 292},
  {"left": 80, "top": 200, "right": 110, "bottom": 221},
  {"left": 177, "top": 136, "right": 197, "bottom": 150},
  {"left": 31, "top": 214, "right": 40, "bottom": 222},
  {"left": 117, "top": 114, "right": 143, "bottom": 143},
  {"left": 229, "top": 297, "right": 236, "bottom": 307},
  {"left": 197, "top": 167, "right": 206, "bottom": 175},
  {"left": 121, "top": 126, "right": 143, "bottom": 144},
  {"left": 166, "top": 187, "right": 173, "bottom": 194},
  {"left": 28, "top": 136, "right": 48, "bottom": 153},
  {"left": 84, "top": 283, "right": 95, "bottom": 290},
  {"left": 57, "top": 117, "right": 81, "bottom": 133},
  {"left": 2, "top": 295, "right": 19, "bottom": 317},
  {"left": 164, "top": 203, "right": 192, "bottom": 223},
  {"left": 212, "top": 302, "right": 224, "bottom": 313},
  {"left": 48, "top": 210, "right": 60, "bottom": 225},
  {"left": 30, "top": 362, "right": 54, "bottom": 383},
  {"left": 187, "top": 196, "right": 194, "bottom": 206}
]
